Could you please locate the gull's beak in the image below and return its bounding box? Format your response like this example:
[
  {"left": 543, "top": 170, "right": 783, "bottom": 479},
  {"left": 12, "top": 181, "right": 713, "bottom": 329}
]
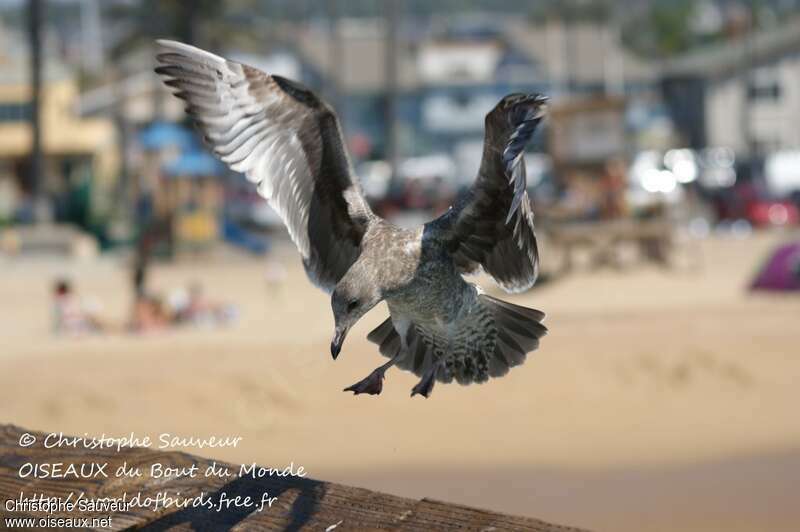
[{"left": 330, "top": 326, "right": 348, "bottom": 360}]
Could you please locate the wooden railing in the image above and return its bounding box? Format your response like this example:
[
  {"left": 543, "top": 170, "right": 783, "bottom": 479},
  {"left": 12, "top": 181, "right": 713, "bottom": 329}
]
[{"left": 0, "top": 424, "right": 586, "bottom": 531}]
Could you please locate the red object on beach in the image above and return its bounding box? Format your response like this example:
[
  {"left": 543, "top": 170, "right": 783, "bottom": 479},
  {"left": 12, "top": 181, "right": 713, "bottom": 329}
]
[{"left": 746, "top": 200, "right": 799, "bottom": 227}]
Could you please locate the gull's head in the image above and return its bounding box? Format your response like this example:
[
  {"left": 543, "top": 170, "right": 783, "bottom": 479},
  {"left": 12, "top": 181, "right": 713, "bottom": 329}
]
[{"left": 329, "top": 270, "right": 383, "bottom": 360}]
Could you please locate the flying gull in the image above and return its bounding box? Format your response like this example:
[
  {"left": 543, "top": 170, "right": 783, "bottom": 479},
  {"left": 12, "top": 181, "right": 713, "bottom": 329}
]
[{"left": 155, "top": 40, "right": 548, "bottom": 398}]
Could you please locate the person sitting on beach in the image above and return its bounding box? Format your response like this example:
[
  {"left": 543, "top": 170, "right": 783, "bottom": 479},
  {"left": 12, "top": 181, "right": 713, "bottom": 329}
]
[
  {"left": 170, "top": 282, "right": 238, "bottom": 327},
  {"left": 129, "top": 293, "right": 172, "bottom": 333},
  {"left": 52, "top": 279, "right": 105, "bottom": 335}
]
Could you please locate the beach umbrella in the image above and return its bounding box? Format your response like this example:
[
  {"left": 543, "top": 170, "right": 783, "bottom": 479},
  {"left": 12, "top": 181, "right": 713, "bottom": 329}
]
[
  {"left": 139, "top": 122, "right": 196, "bottom": 151},
  {"left": 162, "top": 150, "right": 225, "bottom": 178}
]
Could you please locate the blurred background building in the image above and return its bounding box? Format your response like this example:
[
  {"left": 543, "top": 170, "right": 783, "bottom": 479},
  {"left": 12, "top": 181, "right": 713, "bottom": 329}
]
[
  {"left": 0, "top": 20, "right": 117, "bottom": 228},
  {"left": 1, "top": 0, "right": 800, "bottom": 263},
  {"left": 2, "top": 5, "right": 800, "bottom": 531}
]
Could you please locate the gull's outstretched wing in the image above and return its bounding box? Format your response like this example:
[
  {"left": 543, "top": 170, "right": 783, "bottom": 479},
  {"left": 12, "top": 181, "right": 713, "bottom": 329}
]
[
  {"left": 429, "top": 93, "right": 547, "bottom": 293},
  {"left": 155, "top": 40, "right": 372, "bottom": 292}
]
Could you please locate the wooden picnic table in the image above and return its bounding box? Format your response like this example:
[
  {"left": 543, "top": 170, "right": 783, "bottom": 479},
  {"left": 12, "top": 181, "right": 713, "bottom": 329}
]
[{"left": 542, "top": 218, "right": 676, "bottom": 273}]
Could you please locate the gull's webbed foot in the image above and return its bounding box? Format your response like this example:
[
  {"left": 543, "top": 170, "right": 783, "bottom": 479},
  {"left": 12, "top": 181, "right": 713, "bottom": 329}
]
[
  {"left": 343, "top": 368, "right": 385, "bottom": 395},
  {"left": 410, "top": 364, "right": 439, "bottom": 398}
]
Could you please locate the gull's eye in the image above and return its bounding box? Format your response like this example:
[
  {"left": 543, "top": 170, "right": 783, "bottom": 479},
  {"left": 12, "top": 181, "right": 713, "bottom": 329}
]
[{"left": 347, "top": 300, "right": 359, "bottom": 313}]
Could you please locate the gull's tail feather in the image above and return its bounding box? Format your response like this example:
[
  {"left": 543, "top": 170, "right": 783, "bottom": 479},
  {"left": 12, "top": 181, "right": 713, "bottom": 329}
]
[
  {"left": 367, "top": 296, "right": 546, "bottom": 385},
  {"left": 366, "top": 317, "right": 402, "bottom": 358},
  {"left": 479, "top": 294, "right": 547, "bottom": 379},
  {"left": 368, "top": 318, "right": 447, "bottom": 382}
]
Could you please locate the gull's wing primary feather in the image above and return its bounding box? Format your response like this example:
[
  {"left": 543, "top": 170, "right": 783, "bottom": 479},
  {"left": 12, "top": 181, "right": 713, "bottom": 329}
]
[
  {"left": 429, "top": 94, "right": 547, "bottom": 293},
  {"left": 155, "top": 40, "right": 372, "bottom": 292}
]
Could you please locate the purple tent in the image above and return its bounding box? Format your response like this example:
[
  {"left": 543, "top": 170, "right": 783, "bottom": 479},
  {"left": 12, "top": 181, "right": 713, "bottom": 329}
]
[{"left": 750, "top": 242, "right": 800, "bottom": 292}]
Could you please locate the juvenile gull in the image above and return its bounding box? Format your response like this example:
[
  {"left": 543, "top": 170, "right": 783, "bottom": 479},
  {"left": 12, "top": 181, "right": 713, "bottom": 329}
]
[{"left": 155, "top": 40, "right": 548, "bottom": 398}]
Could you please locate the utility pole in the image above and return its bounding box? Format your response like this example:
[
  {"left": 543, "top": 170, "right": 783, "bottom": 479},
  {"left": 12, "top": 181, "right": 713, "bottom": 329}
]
[
  {"left": 177, "top": 2, "right": 196, "bottom": 45},
  {"left": 739, "top": 5, "right": 757, "bottom": 176},
  {"left": 384, "top": 0, "right": 400, "bottom": 187},
  {"left": 27, "top": 0, "right": 44, "bottom": 218},
  {"left": 603, "top": 3, "right": 625, "bottom": 96},
  {"left": 80, "top": 0, "right": 103, "bottom": 73},
  {"left": 327, "top": 0, "right": 342, "bottom": 115}
]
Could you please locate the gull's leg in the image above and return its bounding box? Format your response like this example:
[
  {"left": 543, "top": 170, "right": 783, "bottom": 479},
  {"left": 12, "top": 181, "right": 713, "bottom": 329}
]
[
  {"left": 343, "top": 355, "right": 399, "bottom": 395},
  {"left": 411, "top": 357, "right": 444, "bottom": 398}
]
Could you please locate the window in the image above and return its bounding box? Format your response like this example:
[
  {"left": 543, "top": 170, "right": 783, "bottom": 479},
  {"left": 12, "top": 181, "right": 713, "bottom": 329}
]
[
  {"left": 0, "top": 103, "right": 33, "bottom": 122},
  {"left": 747, "top": 66, "right": 781, "bottom": 101}
]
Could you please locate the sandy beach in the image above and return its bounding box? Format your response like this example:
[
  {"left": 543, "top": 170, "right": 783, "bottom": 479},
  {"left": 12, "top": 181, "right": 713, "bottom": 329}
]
[{"left": 1, "top": 230, "right": 799, "bottom": 532}]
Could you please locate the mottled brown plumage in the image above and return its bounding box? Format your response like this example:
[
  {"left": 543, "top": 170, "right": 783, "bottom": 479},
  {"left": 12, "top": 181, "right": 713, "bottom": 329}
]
[{"left": 156, "top": 40, "right": 548, "bottom": 398}]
